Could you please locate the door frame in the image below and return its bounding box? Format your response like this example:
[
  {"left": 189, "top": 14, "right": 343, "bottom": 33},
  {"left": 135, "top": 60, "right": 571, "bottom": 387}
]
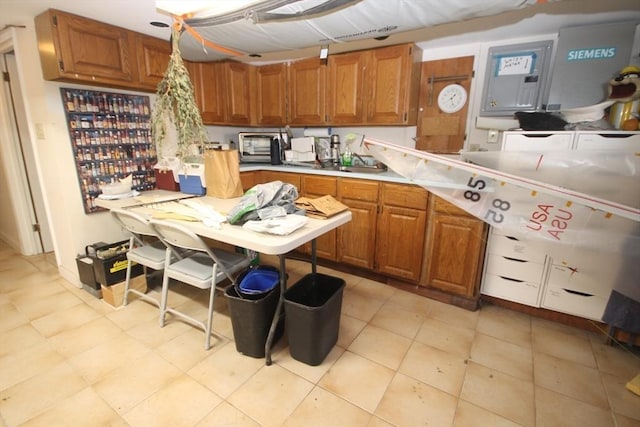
[{"left": 0, "top": 27, "right": 54, "bottom": 255}]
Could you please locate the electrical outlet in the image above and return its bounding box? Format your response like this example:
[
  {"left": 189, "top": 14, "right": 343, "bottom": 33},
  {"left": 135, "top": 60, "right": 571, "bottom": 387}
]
[{"left": 487, "top": 129, "right": 499, "bottom": 143}]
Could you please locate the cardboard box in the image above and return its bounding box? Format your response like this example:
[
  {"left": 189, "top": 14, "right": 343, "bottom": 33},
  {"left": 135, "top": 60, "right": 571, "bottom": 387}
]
[{"left": 101, "top": 275, "right": 147, "bottom": 308}]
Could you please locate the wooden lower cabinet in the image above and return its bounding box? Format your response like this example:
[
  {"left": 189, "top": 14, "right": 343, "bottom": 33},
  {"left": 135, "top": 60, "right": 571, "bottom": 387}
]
[
  {"left": 260, "top": 171, "right": 301, "bottom": 189},
  {"left": 337, "top": 179, "right": 379, "bottom": 270},
  {"left": 376, "top": 183, "right": 428, "bottom": 281},
  {"left": 300, "top": 175, "right": 338, "bottom": 260},
  {"left": 240, "top": 170, "right": 487, "bottom": 308},
  {"left": 239, "top": 171, "right": 260, "bottom": 191},
  {"left": 421, "top": 196, "right": 487, "bottom": 299}
]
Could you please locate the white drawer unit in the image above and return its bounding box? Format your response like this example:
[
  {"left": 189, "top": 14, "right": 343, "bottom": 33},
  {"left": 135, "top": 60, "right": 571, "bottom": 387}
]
[
  {"left": 501, "top": 131, "right": 574, "bottom": 152},
  {"left": 573, "top": 131, "right": 640, "bottom": 151},
  {"left": 482, "top": 130, "right": 636, "bottom": 320},
  {"left": 481, "top": 227, "right": 548, "bottom": 307},
  {"left": 541, "top": 265, "right": 611, "bottom": 321}
]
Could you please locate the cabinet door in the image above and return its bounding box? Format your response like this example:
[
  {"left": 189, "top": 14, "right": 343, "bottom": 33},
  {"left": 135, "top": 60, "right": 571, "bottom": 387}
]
[
  {"left": 377, "top": 183, "right": 428, "bottom": 281},
  {"left": 416, "top": 56, "right": 473, "bottom": 153},
  {"left": 300, "top": 175, "right": 338, "bottom": 260},
  {"left": 256, "top": 63, "right": 287, "bottom": 125},
  {"left": 337, "top": 199, "right": 378, "bottom": 269},
  {"left": 338, "top": 178, "right": 379, "bottom": 269},
  {"left": 424, "top": 212, "right": 486, "bottom": 298},
  {"left": 288, "top": 58, "right": 327, "bottom": 125},
  {"left": 366, "top": 44, "right": 418, "bottom": 124},
  {"left": 225, "top": 61, "right": 252, "bottom": 125},
  {"left": 377, "top": 206, "right": 426, "bottom": 281},
  {"left": 189, "top": 61, "right": 226, "bottom": 124},
  {"left": 36, "top": 9, "right": 136, "bottom": 85},
  {"left": 135, "top": 34, "right": 170, "bottom": 89},
  {"left": 328, "top": 50, "right": 368, "bottom": 124}
]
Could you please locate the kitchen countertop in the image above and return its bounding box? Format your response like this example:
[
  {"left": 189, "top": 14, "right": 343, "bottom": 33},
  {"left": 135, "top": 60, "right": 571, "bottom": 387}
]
[{"left": 239, "top": 163, "right": 411, "bottom": 184}]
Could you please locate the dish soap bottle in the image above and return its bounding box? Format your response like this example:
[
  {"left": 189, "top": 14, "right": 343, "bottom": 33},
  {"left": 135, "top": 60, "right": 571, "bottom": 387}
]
[{"left": 342, "top": 144, "right": 353, "bottom": 166}]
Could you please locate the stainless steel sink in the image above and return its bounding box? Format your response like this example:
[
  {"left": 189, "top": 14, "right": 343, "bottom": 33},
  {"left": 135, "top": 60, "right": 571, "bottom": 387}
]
[
  {"left": 339, "top": 154, "right": 387, "bottom": 173},
  {"left": 339, "top": 165, "right": 387, "bottom": 174}
]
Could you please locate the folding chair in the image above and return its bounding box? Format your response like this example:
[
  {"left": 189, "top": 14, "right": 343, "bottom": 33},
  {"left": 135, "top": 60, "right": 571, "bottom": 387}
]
[
  {"left": 110, "top": 208, "right": 177, "bottom": 307},
  {"left": 149, "top": 219, "right": 251, "bottom": 350}
]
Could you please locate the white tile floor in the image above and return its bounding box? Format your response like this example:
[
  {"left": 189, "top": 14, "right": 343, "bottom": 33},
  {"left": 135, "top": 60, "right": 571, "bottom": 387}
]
[{"left": 1, "top": 240, "right": 639, "bottom": 426}]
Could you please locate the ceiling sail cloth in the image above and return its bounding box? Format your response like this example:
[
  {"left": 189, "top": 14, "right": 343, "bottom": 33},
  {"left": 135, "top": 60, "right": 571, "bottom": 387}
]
[
  {"left": 165, "top": 0, "right": 546, "bottom": 61},
  {"left": 363, "top": 137, "right": 640, "bottom": 301}
]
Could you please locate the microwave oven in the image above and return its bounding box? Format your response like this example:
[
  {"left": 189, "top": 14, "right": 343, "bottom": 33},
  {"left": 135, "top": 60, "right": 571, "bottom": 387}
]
[{"left": 238, "top": 132, "right": 288, "bottom": 164}]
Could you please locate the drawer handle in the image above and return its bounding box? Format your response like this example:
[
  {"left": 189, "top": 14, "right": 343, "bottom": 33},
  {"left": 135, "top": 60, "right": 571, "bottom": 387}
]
[
  {"left": 502, "top": 256, "right": 526, "bottom": 263},
  {"left": 499, "top": 276, "right": 524, "bottom": 283},
  {"left": 505, "top": 236, "right": 520, "bottom": 241},
  {"left": 562, "top": 288, "right": 593, "bottom": 297}
]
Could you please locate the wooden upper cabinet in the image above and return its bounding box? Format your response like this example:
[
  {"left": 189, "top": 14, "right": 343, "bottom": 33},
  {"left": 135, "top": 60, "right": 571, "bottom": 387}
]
[
  {"left": 255, "top": 63, "right": 287, "bottom": 126},
  {"left": 134, "top": 34, "right": 170, "bottom": 90},
  {"left": 327, "top": 50, "right": 367, "bottom": 124},
  {"left": 35, "top": 9, "right": 138, "bottom": 87},
  {"left": 367, "top": 44, "right": 422, "bottom": 124},
  {"left": 188, "top": 61, "right": 226, "bottom": 124},
  {"left": 224, "top": 61, "right": 253, "bottom": 125},
  {"left": 288, "top": 58, "right": 327, "bottom": 125},
  {"left": 327, "top": 43, "right": 421, "bottom": 125}
]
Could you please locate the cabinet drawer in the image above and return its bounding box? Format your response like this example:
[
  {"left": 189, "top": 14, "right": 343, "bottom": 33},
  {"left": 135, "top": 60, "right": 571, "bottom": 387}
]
[
  {"left": 482, "top": 274, "right": 541, "bottom": 307},
  {"left": 573, "top": 132, "right": 640, "bottom": 151},
  {"left": 302, "top": 175, "right": 337, "bottom": 196},
  {"left": 487, "top": 232, "right": 547, "bottom": 263},
  {"left": 432, "top": 196, "right": 470, "bottom": 217},
  {"left": 542, "top": 280, "right": 608, "bottom": 321},
  {"left": 502, "top": 131, "right": 574, "bottom": 152},
  {"left": 338, "top": 178, "right": 379, "bottom": 201},
  {"left": 381, "top": 183, "right": 428, "bottom": 210},
  {"left": 545, "top": 264, "right": 612, "bottom": 299},
  {"left": 485, "top": 254, "right": 546, "bottom": 283}
]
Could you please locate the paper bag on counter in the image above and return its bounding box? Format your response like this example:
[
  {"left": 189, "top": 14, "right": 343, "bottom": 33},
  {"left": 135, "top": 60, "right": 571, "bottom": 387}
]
[
  {"left": 204, "top": 149, "right": 243, "bottom": 199},
  {"left": 295, "top": 195, "right": 349, "bottom": 219}
]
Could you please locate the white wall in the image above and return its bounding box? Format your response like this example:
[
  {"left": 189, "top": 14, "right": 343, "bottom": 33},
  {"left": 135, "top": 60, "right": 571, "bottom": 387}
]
[{"left": 11, "top": 24, "right": 133, "bottom": 286}]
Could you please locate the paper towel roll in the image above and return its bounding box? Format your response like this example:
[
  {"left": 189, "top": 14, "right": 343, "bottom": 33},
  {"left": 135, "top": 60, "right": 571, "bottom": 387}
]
[
  {"left": 303, "top": 127, "right": 332, "bottom": 137},
  {"left": 475, "top": 116, "right": 520, "bottom": 130}
]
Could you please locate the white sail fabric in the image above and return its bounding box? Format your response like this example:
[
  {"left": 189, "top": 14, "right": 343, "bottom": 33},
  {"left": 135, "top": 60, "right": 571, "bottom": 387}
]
[
  {"left": 177, "top": 0, "right": 542, "bottom": 61},
  {"left": 363, "top": 137, "right": 640, "bottom": 301}
]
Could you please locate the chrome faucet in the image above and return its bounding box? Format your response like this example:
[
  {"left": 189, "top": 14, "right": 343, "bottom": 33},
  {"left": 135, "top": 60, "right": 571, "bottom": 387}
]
[{"left": 352, "top": 152, "right": 367, "bottom": 166}]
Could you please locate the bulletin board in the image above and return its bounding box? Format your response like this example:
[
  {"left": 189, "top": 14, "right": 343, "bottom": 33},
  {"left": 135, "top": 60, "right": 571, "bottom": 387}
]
[
  {"left": 480, "top": 40, "right": 553, "bottom": 116},
  {"left": 60, "top": 88, "right": 157, "bottom": 214}
]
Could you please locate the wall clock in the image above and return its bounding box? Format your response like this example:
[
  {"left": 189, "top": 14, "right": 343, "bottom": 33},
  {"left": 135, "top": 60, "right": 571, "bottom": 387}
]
[{"left": 437, "top": 83, "right": 467, "bottom": 114}]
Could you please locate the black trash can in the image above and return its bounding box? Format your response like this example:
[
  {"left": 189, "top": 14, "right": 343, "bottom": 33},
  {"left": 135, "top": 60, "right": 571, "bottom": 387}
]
[
  {"left": 225, "top": 268, "right": 283, "bottom": 358},
  {"left": 284, "top": 273, "right": 345, "bottom": 366}
]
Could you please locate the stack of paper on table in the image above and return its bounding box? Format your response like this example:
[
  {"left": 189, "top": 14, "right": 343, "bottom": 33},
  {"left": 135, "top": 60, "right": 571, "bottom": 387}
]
[{"left": 296, "top": 195, "right": 349, "bottom": 219}]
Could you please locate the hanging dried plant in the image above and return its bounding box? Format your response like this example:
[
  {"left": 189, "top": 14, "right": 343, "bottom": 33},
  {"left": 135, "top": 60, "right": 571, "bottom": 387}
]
[{"left": 151, "top": 23, "right": 207, "bottom": 161}]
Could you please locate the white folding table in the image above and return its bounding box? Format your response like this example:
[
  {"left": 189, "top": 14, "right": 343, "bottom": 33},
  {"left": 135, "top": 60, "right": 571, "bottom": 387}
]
[{"left": 97, "top": 191, "right": 352, "bottom": 364}]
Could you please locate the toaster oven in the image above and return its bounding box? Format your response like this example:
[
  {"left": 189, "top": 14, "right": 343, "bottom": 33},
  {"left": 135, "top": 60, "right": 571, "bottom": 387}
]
[{"left": 238, "top": 132, "right": 288, "bottom": 164}]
